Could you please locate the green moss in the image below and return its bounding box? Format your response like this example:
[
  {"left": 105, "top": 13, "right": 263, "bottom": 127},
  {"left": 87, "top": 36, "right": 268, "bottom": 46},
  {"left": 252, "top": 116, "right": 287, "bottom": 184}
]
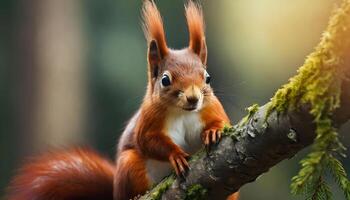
[
  {"left": 222, "top": 104, "right": 260, "bottom": 141},
  {"left": 185, "top": 184, "right": 208, "bottom": 200},
  {"left": 222, "top": 124, "right": 237, "bottom": 139},
  {"left": 241, "top": 104, "right": 259, "bottom": 125},
  {"left": 267, "top": 0, "right": 350, "bottom": 198},
  {"left": 223, "top": 124, "right": 235, "bottom": 133},
  {"left": 147, "top": 176, "right": 175, "bottom": 200}
]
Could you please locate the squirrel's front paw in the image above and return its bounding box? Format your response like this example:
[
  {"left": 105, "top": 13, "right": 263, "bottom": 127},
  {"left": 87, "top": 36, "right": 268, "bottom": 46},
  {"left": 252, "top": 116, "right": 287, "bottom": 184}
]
[
  {"left": 202, "top": 128, "right": 222, "bottom": 151},
  {"left": 169, "top": 150, "right": 189, "bottom": 177}
]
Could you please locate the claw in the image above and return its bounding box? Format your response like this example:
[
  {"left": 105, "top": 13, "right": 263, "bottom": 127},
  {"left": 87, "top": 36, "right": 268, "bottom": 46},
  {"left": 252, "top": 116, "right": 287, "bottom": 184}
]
[
  {"left": 169, "top": 151, "right": 189, "bottom": 178},
  {"left": 180, "top": 156, "right": 189, "bottom": 168},
  {"left": 170, "top": 156, "right": 179, "bottom": 176},
  {"left": 202, "top": 128, "right": 223, "bottom": 152},
  {"left": 205, "top": 131, "right": 210, "bottom": 146},
  {"left": 217, "top": 131, "right": 222, "bottom": 141},
  {"left": 212, "top": 130, "right": 217, "bottom": 143}
]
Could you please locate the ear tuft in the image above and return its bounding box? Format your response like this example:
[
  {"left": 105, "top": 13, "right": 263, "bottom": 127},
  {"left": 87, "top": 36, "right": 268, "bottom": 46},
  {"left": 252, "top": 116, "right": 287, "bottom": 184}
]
[
  {"left": 142, "top": 0, "right": 168, "bottom": 58},
  {"left": 185, "top": 1, "right": 206, "bottom": 58}
]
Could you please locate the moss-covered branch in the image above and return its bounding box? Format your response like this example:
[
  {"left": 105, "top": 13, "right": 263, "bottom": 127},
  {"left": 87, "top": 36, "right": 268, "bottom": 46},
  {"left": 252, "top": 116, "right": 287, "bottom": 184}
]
[
  {"left": 139, "top": 1, "right": 350, "bottom": 199},
  {"left": 268, "top": 0, "right": 350, "bottom": 198}
]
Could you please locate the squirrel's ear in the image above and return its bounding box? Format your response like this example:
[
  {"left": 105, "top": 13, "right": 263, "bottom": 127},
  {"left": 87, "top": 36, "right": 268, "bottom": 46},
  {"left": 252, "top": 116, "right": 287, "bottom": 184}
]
[
  {"left": 199, "top": 38, "right": 207, "bottom": 65},
  {"left": 142, "top": 1, "right": 168, "bottom": 67},
  {"left": 148, "top": 40, "right": 161, "bottom": 78},
  {"left": 185, "top": 1, "right": 207, "bottom": 65}
]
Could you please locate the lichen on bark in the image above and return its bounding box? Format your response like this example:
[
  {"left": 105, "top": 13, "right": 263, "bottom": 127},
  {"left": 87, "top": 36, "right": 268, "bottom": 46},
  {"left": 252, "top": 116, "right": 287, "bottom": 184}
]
[
  {"left": 267, "top": 0, "right": 350, "bottom": 198},
  {"left": 241, "top": 104, "right": 260, "bottom": 125},
  {"left": 184, "top": 184, "right": 208, "bottom": 200},
  {"left": 139, "top": 176, "right": 175, "bottom": 200}
]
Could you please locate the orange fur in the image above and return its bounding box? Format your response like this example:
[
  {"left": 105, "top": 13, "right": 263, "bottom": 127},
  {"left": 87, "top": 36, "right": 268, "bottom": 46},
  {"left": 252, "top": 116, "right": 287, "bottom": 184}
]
[
  {"left": 201, "top": 96, "right": 230, "bottom": 130},
  {"left": 228, "top": 192, "right": 240, "bottom": 200},
  {"left": 7, "top": 148, "right": 114, "bottom": 200},
  {"left": 142, "top": 0, "right": 168, "bottom": 57},
  {"left": 134, "top": 101, "right": 183, "bottom": 161},
  {"left": 8, "top": 1, "right": 237, "bottom": 200},
  {"left": 185, "top": 1, "right": 205, "bottom": 55},
  {"left": 114, "top": 150, "right": 149, "bottom": 200}
]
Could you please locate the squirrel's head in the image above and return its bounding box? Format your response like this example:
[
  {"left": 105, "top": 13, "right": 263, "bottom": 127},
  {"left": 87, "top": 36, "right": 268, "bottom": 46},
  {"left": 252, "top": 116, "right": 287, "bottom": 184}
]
[{"left": 142, "top": 0, "right": 212, "bottom": 112}]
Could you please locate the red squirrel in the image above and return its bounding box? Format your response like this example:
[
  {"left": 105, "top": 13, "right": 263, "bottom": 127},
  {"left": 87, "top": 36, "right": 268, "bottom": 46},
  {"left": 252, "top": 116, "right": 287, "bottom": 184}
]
[{"left": 7, "top": 1, "right": 237, "bottom": 200}]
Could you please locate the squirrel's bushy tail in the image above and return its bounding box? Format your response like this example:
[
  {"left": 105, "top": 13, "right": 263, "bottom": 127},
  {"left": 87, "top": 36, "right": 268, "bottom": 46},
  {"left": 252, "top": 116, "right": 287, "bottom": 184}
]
[{"left": 7, "top": 148, "right": 114, "bottom": 200}]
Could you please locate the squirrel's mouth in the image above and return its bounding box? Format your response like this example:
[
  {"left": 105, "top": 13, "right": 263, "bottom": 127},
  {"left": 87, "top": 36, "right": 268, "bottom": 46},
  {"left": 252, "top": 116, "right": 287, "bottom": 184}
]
[
  {"left": 181, "top": 99, "right": 203, "bottom": 112},
  {"left": 182, "top": 105, "right": 198, "bottom": 111}
]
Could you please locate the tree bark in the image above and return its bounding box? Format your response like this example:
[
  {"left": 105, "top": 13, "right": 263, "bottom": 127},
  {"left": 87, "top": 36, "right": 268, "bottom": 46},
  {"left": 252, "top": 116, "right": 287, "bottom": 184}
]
[
  {"left": 139, "top": 1, "right": 350, "bottom": 199},
  {"left": 13, "top": 0, "right": 87, "bottom": 156}
]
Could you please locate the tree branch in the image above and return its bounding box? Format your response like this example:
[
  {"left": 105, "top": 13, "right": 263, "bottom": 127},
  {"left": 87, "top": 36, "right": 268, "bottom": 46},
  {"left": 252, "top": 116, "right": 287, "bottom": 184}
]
[{"left": 139, "top": 1, "right": 350, "bottom": 199}]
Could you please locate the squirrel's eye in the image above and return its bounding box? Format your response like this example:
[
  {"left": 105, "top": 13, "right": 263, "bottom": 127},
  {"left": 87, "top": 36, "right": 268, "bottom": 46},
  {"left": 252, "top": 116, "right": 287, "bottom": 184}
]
[
  {"left": 205, "top": 71, "right": 211, "bottom": 84},
  {"left": 161, "top": 74, "right": 171, "bottom": 87}
]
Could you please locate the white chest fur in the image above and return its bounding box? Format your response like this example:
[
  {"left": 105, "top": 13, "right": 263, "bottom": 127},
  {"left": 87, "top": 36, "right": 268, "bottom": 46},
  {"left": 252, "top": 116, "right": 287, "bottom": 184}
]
[
  {"left": 166, "top": 111, "right": 204, "bottom": 154},
  {"left": 146, "top": 111, "right": 204, "bottom": 183}
]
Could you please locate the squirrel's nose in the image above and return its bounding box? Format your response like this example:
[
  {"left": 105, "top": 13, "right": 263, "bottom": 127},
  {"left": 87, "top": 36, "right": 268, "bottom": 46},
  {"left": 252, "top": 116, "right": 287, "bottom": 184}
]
[{"left": 186, "top": 96, "right": 199, "bottom": 105}]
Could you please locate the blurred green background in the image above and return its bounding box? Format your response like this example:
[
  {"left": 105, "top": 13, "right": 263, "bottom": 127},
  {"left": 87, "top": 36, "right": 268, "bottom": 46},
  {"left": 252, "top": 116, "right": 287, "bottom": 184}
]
[{"left": 0, "top": 0, "right": 349, "bottom": 199}]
